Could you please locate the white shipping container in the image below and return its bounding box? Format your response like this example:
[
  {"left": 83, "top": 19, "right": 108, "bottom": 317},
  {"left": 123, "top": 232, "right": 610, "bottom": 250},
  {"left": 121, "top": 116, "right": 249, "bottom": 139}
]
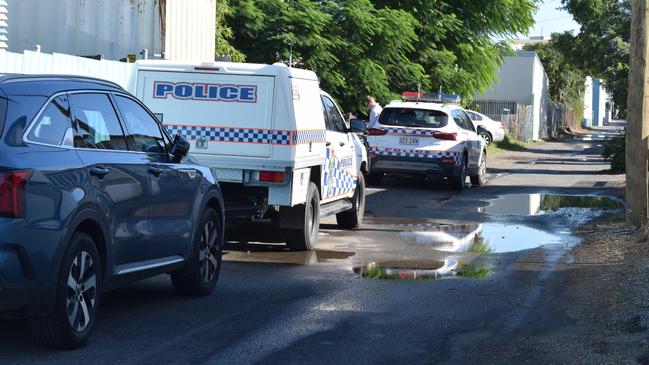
[{"left": 6, "top": 0, "right": 215, "bottom": 62}]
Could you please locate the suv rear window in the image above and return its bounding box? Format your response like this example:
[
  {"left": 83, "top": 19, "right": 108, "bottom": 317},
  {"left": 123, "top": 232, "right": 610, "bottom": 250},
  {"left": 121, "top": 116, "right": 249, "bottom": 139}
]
[{"left": 379, "top": 108, "right": 448, "bottom": 128}]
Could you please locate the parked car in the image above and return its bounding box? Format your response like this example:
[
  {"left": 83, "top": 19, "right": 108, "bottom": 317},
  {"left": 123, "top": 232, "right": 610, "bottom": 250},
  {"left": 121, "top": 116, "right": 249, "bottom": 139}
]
[
  {"left": 134, "top": 61, "right": 367, "bottom": 251},
  {"left": 365, "top": 95, "right": 487, "bottom": 190},
  {"left": 0, "top": 75, "right": 224, "bottom": 349},
  {"left": 465, "top": 110, "right": 505, "bottom": 145}
]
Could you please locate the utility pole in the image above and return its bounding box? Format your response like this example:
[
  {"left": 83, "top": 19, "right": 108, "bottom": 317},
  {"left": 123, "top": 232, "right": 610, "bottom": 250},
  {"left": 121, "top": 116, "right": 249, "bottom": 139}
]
[{"left": 626, "top": 0, "right": 649, "bottom": 227}]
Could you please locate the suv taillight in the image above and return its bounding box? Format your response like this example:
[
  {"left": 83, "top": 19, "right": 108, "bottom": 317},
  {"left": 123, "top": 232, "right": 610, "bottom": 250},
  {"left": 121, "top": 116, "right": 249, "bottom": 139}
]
[
  {"left": 0, "top": 170, "right": 32, "bottom": 218},
  {"left": 433, "top": 132, "right": 457, "bottom": 141}
]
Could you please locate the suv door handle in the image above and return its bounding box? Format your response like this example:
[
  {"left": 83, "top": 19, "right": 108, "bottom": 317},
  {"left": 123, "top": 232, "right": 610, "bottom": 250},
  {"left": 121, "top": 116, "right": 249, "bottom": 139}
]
[
  {"left": 148, "top": 166, "right": 165, "bottom": 176},
  {"left": 89, "top": 166, "right": 110, "bottom": 177},
  {"left": 339, "top": 142, "right": 345, "bottom": 147},
  {"left": 326, "top": 142, "right": 332, "bottom": 147}
]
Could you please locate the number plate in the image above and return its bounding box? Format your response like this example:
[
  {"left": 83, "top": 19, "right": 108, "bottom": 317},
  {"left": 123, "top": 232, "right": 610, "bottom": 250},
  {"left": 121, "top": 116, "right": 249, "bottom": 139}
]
[{"left": 399, "top": 137, "right": 419, "bottom": 146}]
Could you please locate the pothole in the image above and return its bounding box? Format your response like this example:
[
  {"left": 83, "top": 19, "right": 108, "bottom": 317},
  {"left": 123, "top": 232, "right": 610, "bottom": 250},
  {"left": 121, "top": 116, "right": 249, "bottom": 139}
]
[{"left": 485, "top": 194, "right": 624, "bottom": 216}]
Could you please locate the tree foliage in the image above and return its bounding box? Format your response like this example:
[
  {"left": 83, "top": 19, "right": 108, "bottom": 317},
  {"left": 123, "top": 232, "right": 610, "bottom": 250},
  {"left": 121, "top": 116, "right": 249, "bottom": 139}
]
[
  {"left": 558, "top": 0, "right": 630, "bottom": 114},
  {"left": 217, "top": 0, "right": 538, "bottom": 114}
]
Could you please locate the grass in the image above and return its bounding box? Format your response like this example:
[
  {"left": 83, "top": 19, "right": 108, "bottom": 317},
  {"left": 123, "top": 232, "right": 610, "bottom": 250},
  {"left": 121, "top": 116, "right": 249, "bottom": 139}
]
[{"left": 487, "top": 135, "right": 528, "bottom": 154}]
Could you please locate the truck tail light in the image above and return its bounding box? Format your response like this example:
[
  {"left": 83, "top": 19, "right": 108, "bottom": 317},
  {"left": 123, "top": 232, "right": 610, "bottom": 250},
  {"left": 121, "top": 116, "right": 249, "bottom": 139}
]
[
  {"left": 259, "top": 171, "right": 285, "bottom": 184},
  {"left": 0, "top": 170, "right": 32, "bottom": 218},
  {"left": 367, "top": 128, "right": 387, "bottom": 136},
  {"left": 433, "top": 132, "right": 457, "bottom": 141},
  {"left": 440, "top": 157, "right": 454, "bottom": 165}
]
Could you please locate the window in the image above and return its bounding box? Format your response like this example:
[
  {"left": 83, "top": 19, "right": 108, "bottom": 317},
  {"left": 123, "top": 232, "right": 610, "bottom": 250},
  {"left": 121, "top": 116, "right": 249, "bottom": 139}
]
[
  {"left": 27, "top": 96, "right": 72, "bottom": 146},
  {"left": 451, "top": 110, "right": 471, "bottom": 131},
  {"left": 114, "top": 95, "right": 166, "bottom": 154},
  {"left": 461, "top": 111, "right": 476, "bottom": 132},
  {"left": 321, "top": 96, "right": 346, "bottom": 132},
  {"left": 468, "top": 111, "right": 483, "bottom": 121},
  {"left": 0, "top": 96, "right": 6, "bottom": 136},
  {"left": 379, "top": 108, "right": 448, "bottom": 128},
  {"left": 71, "top": 93, "right": 128, "bottom": 151}
]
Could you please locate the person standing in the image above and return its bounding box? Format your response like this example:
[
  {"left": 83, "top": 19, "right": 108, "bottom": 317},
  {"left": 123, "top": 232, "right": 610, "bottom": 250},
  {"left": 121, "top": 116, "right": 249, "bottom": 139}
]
[{"left": 365, "top": 95, "right": 383, "bottom": 128}]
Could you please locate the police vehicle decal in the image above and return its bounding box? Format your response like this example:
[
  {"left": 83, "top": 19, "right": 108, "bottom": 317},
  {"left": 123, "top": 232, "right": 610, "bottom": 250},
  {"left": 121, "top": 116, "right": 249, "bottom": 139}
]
[
  {"left": 322, "top": 147, "right": 357, "bottom": 199},
  {"left": 165, "top": 124, "right": 326, "bottom": 146},
  {"left": 377, "top": 127, "right": 441, "bottom": 137},
  {"left": 369, "top": 146, "right": 462, "bottom": 165},
  {"left": 154, "top": 81, "right": 258, "bottom": 103}
]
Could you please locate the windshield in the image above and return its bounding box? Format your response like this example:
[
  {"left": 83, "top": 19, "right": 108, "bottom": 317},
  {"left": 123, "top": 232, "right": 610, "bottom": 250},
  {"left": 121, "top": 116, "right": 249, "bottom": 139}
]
[{"left": 379, "top": 107, "right": 448, "bottom": 128}]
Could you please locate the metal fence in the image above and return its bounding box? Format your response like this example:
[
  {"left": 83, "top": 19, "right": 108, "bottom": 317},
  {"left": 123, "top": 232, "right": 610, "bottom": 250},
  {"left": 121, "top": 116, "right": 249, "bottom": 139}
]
[
  {"left": 547, "top": 102, "right": 579, "bottom": 139},
  {"left": 469, "top": 100, "right": 519, "bottom": 121},
  {"left": 469, "top": 99, "right": 534, "bottom": 142}
]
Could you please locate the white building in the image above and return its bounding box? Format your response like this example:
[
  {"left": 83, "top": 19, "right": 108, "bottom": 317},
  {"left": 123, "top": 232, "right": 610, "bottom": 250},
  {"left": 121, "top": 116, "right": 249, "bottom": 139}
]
[
  {"left": 476, "top": 51, "right": 550, "bottom": 141},
  {"left": 583, "top": 77, "right": 611, "bottom": 127},
  {"left": 5, "top": 0, "right": 216, "bottom": 62}
]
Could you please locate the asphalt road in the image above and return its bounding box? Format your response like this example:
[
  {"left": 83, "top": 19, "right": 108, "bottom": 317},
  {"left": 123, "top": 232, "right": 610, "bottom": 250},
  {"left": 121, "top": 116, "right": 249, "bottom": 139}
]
[{"left": 0, "top": 125, "right": 625, "bottom": 364}]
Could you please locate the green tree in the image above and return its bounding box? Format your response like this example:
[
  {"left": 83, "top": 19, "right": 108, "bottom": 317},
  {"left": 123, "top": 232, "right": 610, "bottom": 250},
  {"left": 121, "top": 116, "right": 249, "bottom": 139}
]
[
  {"left": 559, "top": 0, "right": 630, "bottom": 114},
  {"left": 219, "top": 0, "right": 539, "bottom": 114},
  {"left": 215, "top": 0, "right": 245, "bottom": 61}
]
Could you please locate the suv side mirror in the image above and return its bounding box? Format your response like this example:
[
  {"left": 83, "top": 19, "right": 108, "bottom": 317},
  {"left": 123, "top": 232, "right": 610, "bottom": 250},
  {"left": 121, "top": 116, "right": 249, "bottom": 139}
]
[
  {"left": 350, "top": 119, "right": 368, "bottom": 133},
  {"left": 170, "top": 134, "right": 190, "bottom": 162}
]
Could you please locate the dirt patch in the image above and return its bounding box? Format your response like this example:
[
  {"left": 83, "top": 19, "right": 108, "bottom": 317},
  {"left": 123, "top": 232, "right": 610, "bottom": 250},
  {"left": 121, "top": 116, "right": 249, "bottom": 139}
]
[{"left": 503, "top": 218, "right": 649, "bottom": 363}]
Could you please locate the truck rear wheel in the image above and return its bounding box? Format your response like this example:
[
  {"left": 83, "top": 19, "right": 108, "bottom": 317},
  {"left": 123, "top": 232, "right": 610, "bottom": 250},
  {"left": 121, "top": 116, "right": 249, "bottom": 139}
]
[
  {"left": 336, "top": 173, "right": 365, "bottom": 229},
  {"left": 286, "top": 182, "right": 320, "bottom": 251}
]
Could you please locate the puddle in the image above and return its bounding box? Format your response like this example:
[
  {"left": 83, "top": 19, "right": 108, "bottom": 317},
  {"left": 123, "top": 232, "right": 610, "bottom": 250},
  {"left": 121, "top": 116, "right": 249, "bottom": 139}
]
[
  {"left": 354, "top": 260, "right": 458, "bottom": 280},
  {"left": 398, "top": 222, "right": 568, "bottom": 253},
  {"left": 485, "top": 194, "right": 623, "bottom": 216},
  {"left": 223, "top": 247, "right": 355, "bottom": 265}
]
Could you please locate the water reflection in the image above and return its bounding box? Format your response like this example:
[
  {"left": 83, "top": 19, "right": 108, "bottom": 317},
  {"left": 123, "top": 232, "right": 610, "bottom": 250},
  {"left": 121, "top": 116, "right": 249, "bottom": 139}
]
[
  {"left": 485, "top": 194, "right": 624, "bottom": 216},
  {"left": 399, "top": 223, "right": 566, "bottom": 253}
]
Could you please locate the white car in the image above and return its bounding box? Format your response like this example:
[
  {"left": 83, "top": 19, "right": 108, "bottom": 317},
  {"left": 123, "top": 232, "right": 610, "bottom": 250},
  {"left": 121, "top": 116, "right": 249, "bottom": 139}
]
[
  {"left": 366, "top": 95, "right": 487, "bottom": 190},
  {"left": 465, "top": 110, "right": 505, "bottom": 145}
]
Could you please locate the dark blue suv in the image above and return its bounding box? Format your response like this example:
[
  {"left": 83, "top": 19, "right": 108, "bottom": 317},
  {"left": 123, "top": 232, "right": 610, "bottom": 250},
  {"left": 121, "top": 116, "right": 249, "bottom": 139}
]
[{"left": 0, "top": 75, "right": 225, "bottom": 349}]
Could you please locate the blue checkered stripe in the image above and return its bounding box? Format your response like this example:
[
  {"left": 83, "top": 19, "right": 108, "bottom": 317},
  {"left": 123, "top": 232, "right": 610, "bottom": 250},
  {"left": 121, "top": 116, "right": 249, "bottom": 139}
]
[
  {"left": 369, "top": 146, "right": 462, "bottom": 165},
  {"left": 323, "top": 148, "right": 357, "bottom": 199},
  {"left": 380, "top": 127, "right": 439, "bottom": 137},
  {"left": 164, "top": 125, "right": 324, "bottom": 145},
  {"left": 292, "top": 129, "right": 326, "bottom": 144}
]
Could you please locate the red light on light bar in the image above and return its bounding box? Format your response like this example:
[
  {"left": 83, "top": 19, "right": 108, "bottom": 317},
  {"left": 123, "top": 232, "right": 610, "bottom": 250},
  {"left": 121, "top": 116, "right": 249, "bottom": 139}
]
[
  {"left": 433, "top": 132, "right": 457, "bottom": 141},
  {"left": 259, "top": 171, "right": 285, "bottom": 184},
  {"left": 367, "top": 128, "right": 388, "bottom": 136},
  {"left": 0, "top": 170, "right": 32, "bottom": 218}
]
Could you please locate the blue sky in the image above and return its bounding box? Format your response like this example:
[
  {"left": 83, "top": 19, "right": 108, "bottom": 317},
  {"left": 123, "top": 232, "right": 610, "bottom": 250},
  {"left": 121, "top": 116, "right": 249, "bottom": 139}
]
[{"left": 529, "top": 0, "right": 580, "bottom": 37}]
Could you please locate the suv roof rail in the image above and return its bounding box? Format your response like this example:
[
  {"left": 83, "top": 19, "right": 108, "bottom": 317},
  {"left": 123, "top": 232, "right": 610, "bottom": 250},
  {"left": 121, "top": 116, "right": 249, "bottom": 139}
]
[{"left": 0, "top": 74, "right": 123, "bottom": 89}]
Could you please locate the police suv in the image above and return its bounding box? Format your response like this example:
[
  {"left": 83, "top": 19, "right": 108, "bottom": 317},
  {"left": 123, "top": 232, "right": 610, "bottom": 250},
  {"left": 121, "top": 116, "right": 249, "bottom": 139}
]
[
  {"left": 366, "top": 93, "right": 487, "bottom": 190},
  {"left": 134, "top": 61, "right": 368, "bottom": 250}
]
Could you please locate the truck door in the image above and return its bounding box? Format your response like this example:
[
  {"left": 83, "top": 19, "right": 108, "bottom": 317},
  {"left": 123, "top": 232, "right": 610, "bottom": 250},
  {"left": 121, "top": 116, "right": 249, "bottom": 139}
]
[{"left": 320, "top": 95, "right": 356, "bottom": 202}]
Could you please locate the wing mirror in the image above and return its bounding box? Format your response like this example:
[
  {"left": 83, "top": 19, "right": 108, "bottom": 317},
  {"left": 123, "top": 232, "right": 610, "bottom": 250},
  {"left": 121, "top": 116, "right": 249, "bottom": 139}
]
[
  {"left": 170, "top": 134, "right": 190, "bottom": 163},
  {"left": 350, "top": 119, "right": 368, "bottom": 133}
]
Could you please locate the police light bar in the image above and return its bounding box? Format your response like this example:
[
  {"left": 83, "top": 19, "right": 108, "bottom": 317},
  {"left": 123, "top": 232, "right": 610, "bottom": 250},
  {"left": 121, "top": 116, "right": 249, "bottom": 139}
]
[{"left": 401, "top": 91, "right": 461, "bottom": 104}]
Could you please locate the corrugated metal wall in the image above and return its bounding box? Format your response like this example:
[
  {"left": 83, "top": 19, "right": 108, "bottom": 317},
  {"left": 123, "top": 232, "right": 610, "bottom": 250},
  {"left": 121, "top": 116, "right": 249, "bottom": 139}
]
[
  {"left": 0, "top": 50, "right": 136, "bottom": 90},
  {"left": 0, "top": 0, "right": 7, "bottom": 50},
  {"left": 6, "top": 0, "right": 215, "bottom": 62},
  {"left": 165, "top": 0, "right": 215, "bottom": 61}
]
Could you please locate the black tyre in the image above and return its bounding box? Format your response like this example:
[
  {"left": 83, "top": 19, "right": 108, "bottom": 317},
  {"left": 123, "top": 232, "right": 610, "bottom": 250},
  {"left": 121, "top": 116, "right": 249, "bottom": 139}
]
[
  {"left": 336, "top": 173, "right": 366, "bottom": 229},
  {"left": 451, "top": 155, "right": 467, "bottom": 191},
  {"left": 479, "top": 131, "right": 493, "bottom": 145},
  {"left": 171, "top": 207, "right": 223, "bottom": 296},
  {"left": 286, "top": 182, "right": 320, "bottom": 251},
  {"left": 470, "top": 151, "right": 488, "bottom": 186},
  {"left": 366, "top": 172, "right": 383, "bottom": 185},
  {"left": 30, "top": 232, "right": 102, "bottom": 349}
]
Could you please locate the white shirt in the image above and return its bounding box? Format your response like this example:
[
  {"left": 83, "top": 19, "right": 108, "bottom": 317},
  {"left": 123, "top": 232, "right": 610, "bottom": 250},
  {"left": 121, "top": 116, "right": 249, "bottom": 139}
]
[{"left": 368, "top": 103, "right": 383, "bottom": 128}]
